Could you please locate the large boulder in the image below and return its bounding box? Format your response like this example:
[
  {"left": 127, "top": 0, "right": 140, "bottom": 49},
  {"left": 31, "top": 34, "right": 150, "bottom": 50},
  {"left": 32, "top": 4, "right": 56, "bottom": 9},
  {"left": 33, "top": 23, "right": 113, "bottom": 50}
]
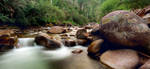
[
  {"left": 47, "top": 26, "right": 66, "bottom": 34},
  {"left": 101, "top": 10, "right": 147, "bottom": 25},
  {"left": 100, "top": 49, "right": 139, "bottom": 69},
  {"left": 35, "top": 33, "right": 61, "bottom": 50},
  {"left": 139, "top": 59, "right": 150, "bottom": 69},
  {"left": 100, "top": 10, "right": 150, "bottom": 54},
  {"left": 87, "top": 39, "right": 104, "bottom": 59},
  {"left": 0, "top": 30, "right": 17, "bottom": 51}
]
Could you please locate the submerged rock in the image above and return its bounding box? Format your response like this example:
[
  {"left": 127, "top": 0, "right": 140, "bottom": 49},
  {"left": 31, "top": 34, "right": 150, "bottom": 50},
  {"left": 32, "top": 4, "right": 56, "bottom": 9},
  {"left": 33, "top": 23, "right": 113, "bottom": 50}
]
[
  {"left": 100, "top": 49, "right": 139, "bottom": 69},
  {"left": 35, "top": 33, "right": 61, "bottom": 50}
]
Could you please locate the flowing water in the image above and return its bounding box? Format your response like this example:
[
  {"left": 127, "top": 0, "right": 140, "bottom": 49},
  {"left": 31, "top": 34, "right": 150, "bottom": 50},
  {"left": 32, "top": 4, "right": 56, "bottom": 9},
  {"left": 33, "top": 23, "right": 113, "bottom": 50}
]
[
  {"left": 17, "top": 38, "right": 35, "bottom": 47},
  {"left": 0, "top": 38, "right": 105, "bottom": 69}
]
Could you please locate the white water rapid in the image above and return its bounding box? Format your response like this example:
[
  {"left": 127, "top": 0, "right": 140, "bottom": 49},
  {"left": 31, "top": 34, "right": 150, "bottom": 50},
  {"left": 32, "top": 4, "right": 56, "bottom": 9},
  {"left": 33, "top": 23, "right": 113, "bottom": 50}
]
[{"left": 0, "top": 38, "right": 98, "bottom": 69}]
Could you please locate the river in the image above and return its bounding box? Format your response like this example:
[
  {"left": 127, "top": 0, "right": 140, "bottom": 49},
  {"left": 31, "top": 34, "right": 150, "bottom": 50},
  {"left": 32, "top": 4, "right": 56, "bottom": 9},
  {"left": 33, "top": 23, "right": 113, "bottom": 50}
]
[{"left": 0, "top": 38, "right": 107, "bottom": 69}]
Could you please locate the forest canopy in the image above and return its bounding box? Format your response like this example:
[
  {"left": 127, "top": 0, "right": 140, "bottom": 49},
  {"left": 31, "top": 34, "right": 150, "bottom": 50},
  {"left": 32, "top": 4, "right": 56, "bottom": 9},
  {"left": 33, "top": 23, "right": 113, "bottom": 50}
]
[{"left": 0, "top": 0, "right": 150, "bottom": 28}]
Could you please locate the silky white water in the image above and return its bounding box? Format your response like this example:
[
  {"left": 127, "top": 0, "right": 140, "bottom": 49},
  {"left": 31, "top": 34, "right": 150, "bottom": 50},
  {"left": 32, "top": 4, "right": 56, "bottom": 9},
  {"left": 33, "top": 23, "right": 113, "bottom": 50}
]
[
  {"left": 17, "top": 38, "right": 35, "bottom": 47},
  {"left": 0, "top": 38, "right": 87, "bottom": 69}
]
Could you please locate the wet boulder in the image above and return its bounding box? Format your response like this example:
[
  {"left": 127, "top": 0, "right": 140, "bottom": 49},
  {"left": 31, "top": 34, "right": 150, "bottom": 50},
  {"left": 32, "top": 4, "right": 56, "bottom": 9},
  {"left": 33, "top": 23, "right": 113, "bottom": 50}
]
[
  {"left": 35, "top": 33, "right": 61, "bottom": 50},
  {"left": 100, "top": 49, "right": 139, "bottom": 69},
  {"left": 0, "top": 30, "right": 17, "bottom": 51},
  {"left": 63, "top": 39, "right": 76, "bottom": 47},
  {"left": 47, "top": 26, "right": 66, "bottom": 34},
  {"left": 100, "top": 10, "right": 150, "bottom": 54},
  {"left": 87, "top": 39, "right": 104, "bottom": 59}
]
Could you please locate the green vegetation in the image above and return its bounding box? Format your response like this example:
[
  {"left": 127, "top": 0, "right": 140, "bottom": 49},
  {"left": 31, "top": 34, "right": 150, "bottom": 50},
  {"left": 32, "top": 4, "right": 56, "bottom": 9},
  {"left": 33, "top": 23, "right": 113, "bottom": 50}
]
[
  {"left": 0, "top": 0, "right": 100, "bottom": 28},
  {"left": 98, "top": 0, "right": 150, "bottom": 18},
  {"left": 0, "top": 0, "right": 66, "bottom": 28},
  {"left": 0, "top": 0, "right": 150, "bottom": 28}
]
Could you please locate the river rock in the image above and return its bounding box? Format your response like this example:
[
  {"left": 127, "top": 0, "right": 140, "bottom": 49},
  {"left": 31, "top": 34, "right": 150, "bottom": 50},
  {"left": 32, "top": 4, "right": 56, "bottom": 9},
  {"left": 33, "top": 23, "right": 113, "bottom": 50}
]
[
  {"left": 87, "top": 39, "right": 104, "bottom": 58},
  {"left": 0, "top": 29, "right": 15, "bottom": 36},
  {"left": 76, "top": 29, "right": 88, "bottom": 39},
  {"left": 84, "top": 23, "right": 99, "bottom": 29},
  {"left": 84, "top": 25, "right": 93, "bottom": 29},
  {"left": 0, "top": 37, "right": 17, "bottom": 51},
  {"left": 139, "top": 59, "right": 150, "bottom": 69},
  {"left": 47, "top": 26, "right": 66, "bottom": 34},
  {"left": 100, "top": 10, "right": 150, "bottom": 54},
  {"left": 35, "top": 33, "right": 61, "bottom": 50},
  {"left": 0, "top": 30, "right": 17, "bottom": 51},
  {"left": 77, "top": 39, "right": 87, "bottom": 46},
  {"left": 63, "top": 39, "right": 76, "bottom": 47},
  {"left": 72, "top": 49, "right": 83, "bottom": 54},
  {"left": 100, "top": 49, "right": 139, "bottom": 69},
  {"left": 90, "top": 27, "right": 101, "bottom": 41}
]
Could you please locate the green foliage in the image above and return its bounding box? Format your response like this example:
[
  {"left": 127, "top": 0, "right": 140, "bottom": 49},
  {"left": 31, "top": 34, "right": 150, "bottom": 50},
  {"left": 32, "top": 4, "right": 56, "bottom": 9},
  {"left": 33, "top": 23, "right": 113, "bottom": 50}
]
[
  {"left": 1, "top": 0, "right": 150, "bottom": 27},
  {"left": 0, "top": 14, "right": 12, "bottom": 23},
  {"left": 72, "top": 13, "right": 88, "bottom": 25},
  {"left": 0, "top": 0, "right": 66, "bottom": 28},
  {"left": 98, "top": 0, "right": 150, "bottom": 19},
  {"left": 0, "top": 0, "right": 100, "bottom": 27},
  {"left": 99, "top": 0, "right": 127, "bottom": 19}
]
